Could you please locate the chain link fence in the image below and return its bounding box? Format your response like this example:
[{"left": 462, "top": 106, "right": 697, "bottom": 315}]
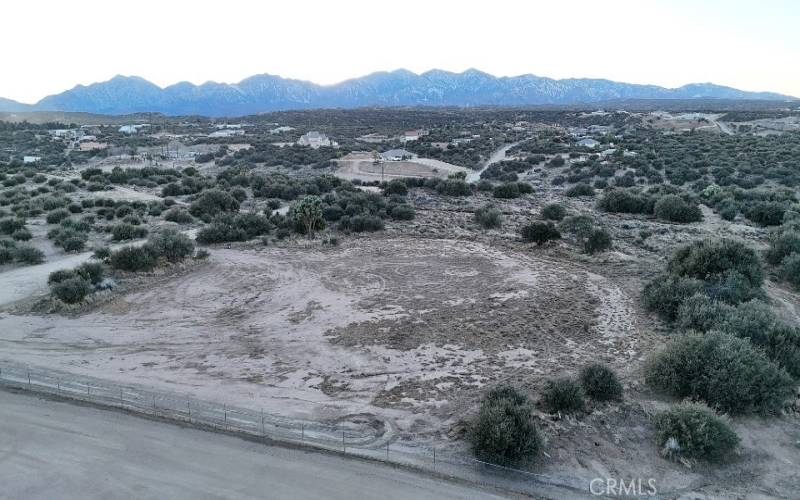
[{"left": 0, "top": 361, "right": 589, "bottom": 498}]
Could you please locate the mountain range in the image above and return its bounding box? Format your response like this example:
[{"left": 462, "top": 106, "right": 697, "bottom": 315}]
[{"left": 1, "top": 69, "right": 795, "bottom": 117}]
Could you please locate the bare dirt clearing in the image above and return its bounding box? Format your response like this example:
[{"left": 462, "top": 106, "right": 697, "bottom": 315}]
[
  {"left": 335, "top": 153, "right": 468, "bottom": 181},
  {"left": 0, "top": 236, "right": 643, "bottom": 437}
]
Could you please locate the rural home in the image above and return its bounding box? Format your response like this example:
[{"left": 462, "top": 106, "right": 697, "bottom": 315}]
[
  {"left": 297, "top": 131, "right": 336, "bottom": 149},
  {"left": 577, "top": 138, "right": 600, "bottom": 148},
  {"left": 380, "top": 149, "right": 417, "bottom": 161}
]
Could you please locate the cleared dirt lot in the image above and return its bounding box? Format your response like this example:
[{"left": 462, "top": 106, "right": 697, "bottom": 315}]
[
  {"left": 0, "top": 236, "right": 642, "bottom": 438},
  {"left": 335, "top": 153, "right": 468, "bottom": 181}
]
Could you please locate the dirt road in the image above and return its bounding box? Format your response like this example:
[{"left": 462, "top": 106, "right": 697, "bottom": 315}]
[
  {"left": 467, "top": 141, "right": 523, "bottom": 182},
  {"left": 0, "top": 390, "right": 508, "bottom": 500}
]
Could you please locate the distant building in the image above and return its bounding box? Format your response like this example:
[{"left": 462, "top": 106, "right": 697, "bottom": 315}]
[
  {"left": 269, "top": 126, "right": 295, "bottom": 134},
  {"left": 23, "top": 156, "right": 41, "bottom": 163},
  {"left": 380, "top": 149, "right": 417, "bottom": 161},
  {"left": 209, "top": 129, "right": 245, "bottom": 138},
  {"left": 358, "top": 133, "right": 389, "bottom": 143},
  {"left": 119, "top": 125, "right": 138, "bottom": 134},
  {"left": 297, "top": 131, "right": 336, "bottom": 149},
  {"left": 401, "top": 129, "right": 428, "bottom": 142},
  {"left": 78, "top": 141, "right": 108, "bottom": 151},
  {"left": 577, "top": 138, "right": 600, "bottom": 148},
  {"left": 451, "top": 138, "right": 473, "bottom": 146}
]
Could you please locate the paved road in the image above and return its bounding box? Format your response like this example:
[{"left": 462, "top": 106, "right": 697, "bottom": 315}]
[{"left": 0, "top": 390, "right": 510, "bottom": 500}]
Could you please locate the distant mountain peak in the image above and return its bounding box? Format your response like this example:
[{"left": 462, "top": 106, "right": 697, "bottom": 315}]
[{"left": 0, "top": 69, "right": 793, "bottom": 116}]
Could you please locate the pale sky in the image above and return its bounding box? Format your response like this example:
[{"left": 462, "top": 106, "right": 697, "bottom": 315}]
[{"left": 3, "top": 0, "right": 798, "bottom": 103}]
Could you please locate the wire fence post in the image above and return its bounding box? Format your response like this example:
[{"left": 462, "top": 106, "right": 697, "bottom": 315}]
[
  {"left": 87, "top": 384, "right": 90, "bottom": 396},
  {"left": 301, "top": 423, "right": 304, "bottom": 442},
  {"left": 386, "top": 443, "right": 389, "bottom": 460},
  {"left": 433, "top": 447, "right": 436, "bottom": 468},
  {"left": 27, "top": 369, "right": 31, "bottom": 389},
  {"left": 120, "top": 388, "right": 124, "bottom": 406},
  {"left": 342, "top": 431, "right": 345, "bottom": 453},
  {"left": 187, "top": 401, "right": 191, "bottom": 422},
  {"left": 57, "top": 379, "right": 61, "bottom": 394},
  {"left": 224, "top": 404, "right": 227, "bottom": 430}
]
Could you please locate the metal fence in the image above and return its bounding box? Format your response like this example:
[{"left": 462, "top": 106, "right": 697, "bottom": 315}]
[{"left": 0, "top": 361, "right": 589, "bottom": 498}]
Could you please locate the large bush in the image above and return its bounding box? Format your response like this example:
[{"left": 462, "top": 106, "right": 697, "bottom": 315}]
[
  {"left": 642, "top": 274, "right": 705, "bottom": 321},
  {"left": 111, "top": 223, "right": 148, "bottom": 241},
  {"left": 565, "top": 183, "right": 594, "bottom": 197},
  {"left": 541, "top": 203, "right": 567, "bottom": 221},
  {"left": 541, "top": 377, "right": 586, "bottom": 414},
  {"left": 51, "top": 276, "right": 91, "bottom": 304},
  {"left": 765, "top": 230, "right": 800, "bottom": 265},
  {"left": 13, "top": 245, "right": 45, "bottom": 265},
  {"left": 291, "top": 195, "right": 324, "bottom": 237},
  {"left": 579, "top": 363, "right": 623, "bottom": 401},
  {"left": 470, "top": 385, "right": 543, "bottom": 465},
  {"left": 189, "top": 189, "right": 240, "bottom": 221},
  {"left": 654, "top": 195, "right": 703, "bottom": 223},
  {"left": 598, "top": 189, "right": 650, "bottom": 214},
  {"left": 654, "top": 402, "right": 739, "bottom": 462},
  {"left": 110, "top": 246, "right": 157, "bottom": 272},
  {"left": 146, "top": 228, "right": 195, "bottom": 263},
  {"left": 520, "top": 222, "right": 561, "bottom": 246},
  {"left": 474, "top": 205, "right": 503, "bottom": 229},
  {"left": 645, "top": 332, "right": 793, "bottom": 415},
  {"left": 583, "top": 229, "right": 612, "bottom": 255},
  {"left": 668, "top": 239, "right": 763, "bottom": 288}
]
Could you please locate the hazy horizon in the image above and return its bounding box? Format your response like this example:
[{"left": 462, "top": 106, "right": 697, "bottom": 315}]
[{"left": 3, "top": 0, "right": 798, "bottom": 103}]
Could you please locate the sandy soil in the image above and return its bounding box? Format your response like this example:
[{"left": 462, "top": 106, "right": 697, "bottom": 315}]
[
  {"left": 0, "top": 237, "right": 642, "bottom": 437},
  {"left": 335, "top": 154, "right": 468, "bottom": 182}
]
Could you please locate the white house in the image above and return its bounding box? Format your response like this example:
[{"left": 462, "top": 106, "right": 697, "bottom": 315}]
[
  {"left": 23, "top": 156, "right": 41, "bottom": 163},
  {"left": 401, "top": 129, "right": 428, "bottom": 142},
  {"left": 119, "top": 125, "right": 138, "bottom": 134},
  {"left": 209, "top": 129, "right": 244, "bottom": 138},
  {"left": 297, "top": 131, "right": 336, "bottom": 149},
  {"left": 577, "top": 138, "right": 600, "bottom": 148},
  {"left": 270, "top": 126, "right": 295, "bottom": 134},
  {"left": 380, "top": 149, "right": 416, "bottom": 161}
]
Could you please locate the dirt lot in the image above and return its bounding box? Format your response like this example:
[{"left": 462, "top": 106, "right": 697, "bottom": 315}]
[{"left": 335, "top": 153, "right": 468, "bottom": 182}]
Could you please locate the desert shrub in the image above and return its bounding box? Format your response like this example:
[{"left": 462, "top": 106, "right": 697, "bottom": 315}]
[
  {"left": 11, "top": 228, "right": 32, "bottom": 241},
  {"left": 0, "top": 247, "right": 13, "bottom": 264},
  {"left": 51, "top": 276, "right": 91, "bottom": 304},
  {"left": 644, "top": 331, "right": 793, "bottom": 415},
  {"left": 704, "top": 269, "right": 762, "bottom": 305},
  {"left": 48, "top": 268, "right": 77, "bottom": 284},
  {"left": 67, "top": 203, "right": 83, "bottom": 214},
  {"left": 163, "top": 207, "right": 194, "bottom": 224},
  {"left": 541, "top": 203, "right": 566, "bottom": 221},
  {"left": 46, "top": 209, "right": 71, "bottom": 224},
  {"left": 13, "top": 245, "right": 45, "bottom": 265},
  {"left": 0, "top": 217, "right": 26, "bottom": 234},
  {"left": 579, "top": 363, "right": 622, "bottom": 401},
  {"left": 189, "top": 189, "right": 240, "bottom": 220},
  {"left": 583, "top": 229, "right": 612, "bottom": 254},
  {"left": 109, "top": 246, "right": 157, "bottom": 272},
  {"left": 642, "top": 274, "right": 705, "bottom": 321},
  {"left": 520, "top": 222, "right": 561, "bottom": 246},
  {"left": 93, "top": 247, "right": 111, "bottom": 260},
  {"left": 470, "top": 385, "right": 543, "bottom": 465},
  {"left": 668, "top": 239, "right": 763, "bottom": 288},
  {"left": 291, "top": 195, "right": 325, "bottom": 237},
  {"left": 60, "top": 235, "right": 87, "bottom": 252},
  {"left": 654, "top": 195, "right": 703, "bottom": 223},
  {"left": 146, "top": 229, "right": 195, "bottom": 263},
  {"left": 389, "top": 204, "right": 415, "bottom": 220},
  {"left": 474, "top": 205, "right": 503, "bottom": 229},
  {"left": 676, "top": 294, "right": 732, "bottom": 332},
  {"left": 194, "top": 249, "right": 210, "bottom": 260},
  {"left": 558, "top": 215, "right": 594, "bottom": 239},
  {"left": 342, "top": 214, "right": 384, "bottom": 233},
  {"left": 598, "top": 189, "right": 650, "bottom": 214},
  {"left": 565, "top": 183, "right": 594, "bottom": 197},
  {"left": 435, "top": 179, "right": 471, "bottom": 197},
  {"left": 654, "top": 402, "right": 739, "bottom": 462},
  {"left": 111, "top": 223, "right": 147, "bottom": 241},
  {"left": 384, "top": 179, "right": 408, "bottom": 196},
  {"left": 76, "top": 261, "right": 105, "bottom": 284},
  {"left": 493, "top": 182, "right": 521, "bottom": 199},
  {"left": 765, "top": 231, "right": 800, "bottom": 265},
  {"left": 746, "top": 201, "right": 786, "bottom": 226},
  {"left": 780, "top": 252, "right": 800, "bottom": 288},
  {"left": 541, "top": 377, "right": 586, "bottom": 414}
]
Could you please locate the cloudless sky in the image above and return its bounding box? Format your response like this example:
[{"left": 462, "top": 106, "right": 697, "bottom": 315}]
[{"left": 3, "top": 0, "right": 798, "bottom": 103}]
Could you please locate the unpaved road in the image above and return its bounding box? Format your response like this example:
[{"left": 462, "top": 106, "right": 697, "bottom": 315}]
[
  {"left": 0, "top": 390, "right": 508, "bottom": 500},
  {"left": 467, "top": 141, "right": 523, "bottom": 182}
]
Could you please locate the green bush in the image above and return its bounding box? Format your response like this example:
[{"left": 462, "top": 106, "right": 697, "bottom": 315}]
[
  {"left": 384, "top": 179, "right": 408, "bottom": 196},
  {"left": 520, "top": 222, "right": 561, "bottom": 246},
  {"left": 541, "top": 203, "right": 567, "bottom": 221},
  {"left": 0, "top": 247, "right": 13, "bottom": 264},
  {"left": 0, "top": 217, "right": 26, "bottom": 234},
  {"left": 704, "top": 269, "right": 762, "bottom": 305},
  {"left": 76, "top": 261, "right": 105, "bottom": 284},
  {"left": 765, "top": 230, "right": 800, "bottom": 265},
  {"left": 470, "top": 385, "right": 544, "bottom": 465},
  {"left": 644, "top": 332, "right": 793, "bottom": 415},
  {"left": 493, "top": 183, "right": 521, "bottom": 199},
  {"left": 163, "top": 207, "right": 194, "bottom": 224},
  {"left": 780, "top": 252, "right": 800, "bottom": 288},
  {"left": 583, "top": 229, "right": 612, "bottom": 254},
  {"left": 51, "top": 276, "right": 91, "bottom": 304},
  {"left": 642, "top": 274, "right": 705, "bottom": 321},
  {"left": 93, "top": 247, "right": 111, "bottom": 260},
  {"left": 110, "top": 246, "right": 157, "bottom": 272},
  {"left": 565, "top": 183, "right": 594, "bottom": 197},
  {"left": 598, "top": 189, "right": 650, "bottom": 214},
  {"left": 48, "top": 268, "right": 77, "bottom": 285},
  {"left": 111, "top": 223, "right": 148, "bottom": 241},
  {"left": 474, "top": 205, "right": 503, "bottom": 229},
  {"left": 13, "top": 245, "right": 45, "bottom": 265},
  {"left": 541, "top": 377, "right": 586, "bottom": 414},
  {"left": 146, "top": 228, "right": 195, "bottom": 263},
  {"left": 654, "top": 195, "right": 703, "bottom": 223},
  {"left": 676, "top": 294, "right": 732, "bottom": 332},
  {"left": 46, "top": 209, "right": 70, "bottom": 224},
  {"left": 558, "top": 215, "right": 594, "bottom": 239},
  {"left": 668, "top": 239, "right": 763, "bottom": 288},
  {"left": 654, "top": 402, "right": 739, "bottom": 462},
  {"left": 189, "top": 189, "right": 240, "bottom": 220},
  {"left": 389, "top": 204, "right": 415, "bottom": 220},
  {"left": 579, "top": 363, "right": 623, "bottom": 401},
  {"left": 11, "top": 228, "right": 32, "bottom": 241}
]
